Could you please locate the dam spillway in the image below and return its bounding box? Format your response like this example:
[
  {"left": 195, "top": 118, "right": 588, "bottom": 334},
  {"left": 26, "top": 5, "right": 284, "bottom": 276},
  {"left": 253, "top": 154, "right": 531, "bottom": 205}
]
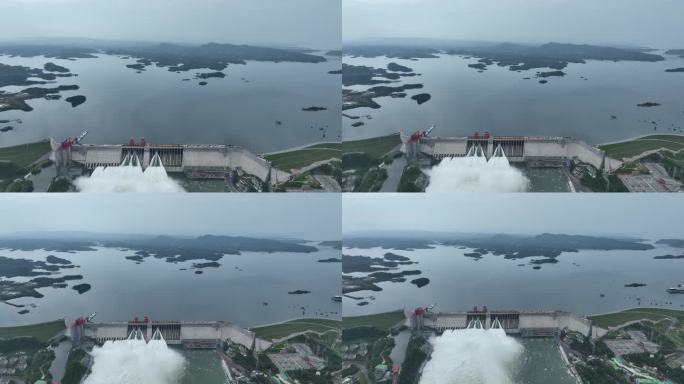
[
  {"left": 82, "top": 320, "right": 272, "bottom": 352},
  {"left": 64, "top": 143, "right": 291, "bottom": 185},
  {"left": 415, "top": 310, "right": 605, "bottom": 339},
  {"left": 413, "top": 135, "right": 623, "bottom": 171}
]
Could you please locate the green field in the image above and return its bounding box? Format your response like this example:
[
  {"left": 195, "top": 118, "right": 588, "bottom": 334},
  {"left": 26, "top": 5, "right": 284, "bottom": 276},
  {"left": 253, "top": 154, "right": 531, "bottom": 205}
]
[
  {"left": 342, "top": 310, "right": 406, "bottom": 330},
  {"left": 265, "top": 143, "right": 341, "bottom": 171},
  {"left": 0, "top": 140, "right": 51, "bottom": 168},
  {"left": 251, "top": 318, "right": 341, "bottom": 340},
  {"left": 0, "top": 320, "right": 65, "bottom": 342},
  {"left": 343, "top": 134, "right": 402, "bottom": 159},
  {"left": 589, "top": 308, "right": 684, "bottom": 328},
  {"left": 600, "top": 135, "right": 684, "bottom": 159}
]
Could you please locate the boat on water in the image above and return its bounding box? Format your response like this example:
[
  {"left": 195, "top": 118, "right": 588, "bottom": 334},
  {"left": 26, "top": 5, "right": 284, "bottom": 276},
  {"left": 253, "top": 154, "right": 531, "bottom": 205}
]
[
  {"left": 331, "top": 295, "right": 342, "bottom": 302},
  {"left": 666, "top": 284, "right": 684, "bottom": 293}
]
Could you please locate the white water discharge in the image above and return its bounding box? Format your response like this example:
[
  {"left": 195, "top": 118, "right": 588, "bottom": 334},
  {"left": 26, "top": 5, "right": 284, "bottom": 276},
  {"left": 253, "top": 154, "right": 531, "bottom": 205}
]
[
  {"left": 85, "top": 329, "right": 185, "bottom": 384},
  {"left": 75, "top": 152, "right": 184, "bottom": 192},
  {"left": 419, "top": 326, "right": 523, "bottom": 384},
  {"left": 426, "top": 145, "right": 529, "bottom": 192}
]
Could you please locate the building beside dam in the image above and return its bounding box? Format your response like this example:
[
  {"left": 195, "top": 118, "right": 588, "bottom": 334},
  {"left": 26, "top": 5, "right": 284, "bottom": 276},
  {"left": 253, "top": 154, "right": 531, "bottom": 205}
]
[
  {"left": 81, "top": 320, "right": 272, "bottom": 352},
  {"left": 57, "top": 141, "right": 291, "bottom": 185},
  {"left": 413, "top": 307, "right": 606, "bottom": 339},
  {"left": 409, "top": 134, "right": 623, "bottom": 171}
]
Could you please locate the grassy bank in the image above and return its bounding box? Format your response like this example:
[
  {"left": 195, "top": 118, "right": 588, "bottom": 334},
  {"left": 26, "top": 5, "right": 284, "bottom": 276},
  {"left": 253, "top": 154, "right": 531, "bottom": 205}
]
[
  {"left": 0, "top": 140, "right": 51, "bottom": 168},
  {"left": 343, "top": 134, "right": 402, "bottom": 159},
  {"left": 589, "top": 308, "right": 684, "bottom": 328},
  {"left": 251, "top": 318, "right": 341, "bottom": 340},
  {"left": 600, "top": 135, "right": 684, "bottom": 159},
  {"left": 265, "top": 143, "right": 341, "bottom": 171},
  {"left": 342, "top": 310, "right": 405, "bottom": 330},
  {"left": 0, "top": 320, "right": 64, "bottom": 342}
]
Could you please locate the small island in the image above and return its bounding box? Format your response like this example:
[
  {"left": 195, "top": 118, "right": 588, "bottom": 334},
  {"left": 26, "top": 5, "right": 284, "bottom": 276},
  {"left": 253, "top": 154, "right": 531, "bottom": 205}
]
[
  {"left": 410, "top": 277, "right": 430, "bottom": 288},
  {"left": 411, "top": 93, "right": 431, "bottom": 105},
  {"left": 665, "top": 68, "right": 684, "bottom": 73},
  {"left": 46, "top": 255, "right": 71, "bottom": 265},
  {"left": 343, "top": 83, "right": 424, "bottom": 110},
  {"left": 65, "top": 95, "right": 86, "bottom": 107},
  {"left": 624, "top": 283, "right": 647, "bottom": 288},
  {"left": 537, "top": 70, "right": 565, "bottom": 78},
  {"left": 192, "top": 261, "right": 221, "bottom": 269},
  {"left": 196, "top": 71, "right": 226, "bottom": 79},
  {"left": 351, "top": 122, "right": 365, "bottom": 127},
  {"left": 317, "top": 258, "right": 342, "bottom": 263},
  {"left": 468, "top": 63, "right": 487, "bottom": 70},
  {"left": 637, "top": 102, "right": 661, "bottom": 107},
  {"left": 198, "top": 81, "right": 208, "bottom": 86},
  {"left": 383, "top": 253, "right": 411, "bottom": 262},
  {"left": 126, "top": 63, "right": 147, "bottom": 71},
  {"left": 72, "top": 283, "right": 91, "bottom": 294},
  {"left": 665, "top": 49, "right": 684, "bottom": 58},
  {"left": 288, "top": 290, "right": 311, "bottom": 295},
  {"left": 302, "top": 106, "right": 327, "bottom": 112},
  {"left": 44, "top": 62, "right": 70, "bottom": 73},
  {"left": 654, "top": 254, "right": 684, "bottom": 260},
  {"left": 531, "top": 258, "right": 559, "bottom": 265},
  {"left": 387, "top": 62, "right": 413, "bottom": 72}
]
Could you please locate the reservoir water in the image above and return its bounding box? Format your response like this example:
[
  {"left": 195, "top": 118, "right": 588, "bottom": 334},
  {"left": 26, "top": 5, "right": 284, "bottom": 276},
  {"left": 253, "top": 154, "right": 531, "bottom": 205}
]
[
  {"left": 1, "top": 244, "right": 341, "bottom": 327},
  {"left": 0, "top": 53, "right": 341, "bottom": 153},
  {"left": 343, "top": 52, "right": 684, "bottom": 144},
  {"left": 343, "top": 243, "right": 684, "bottom": 317}
]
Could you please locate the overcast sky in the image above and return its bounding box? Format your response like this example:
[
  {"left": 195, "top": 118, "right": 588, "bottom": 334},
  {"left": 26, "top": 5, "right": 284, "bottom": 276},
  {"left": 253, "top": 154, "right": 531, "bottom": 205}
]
[
  {"left": 344, "top": 0, "right": 684, "bottom": 48},
  {"left": 343, "top": 194, "right": 683, "bottom": 239},
  {"left": 0, "top": 194, "right": 340, "bottom": 240},
  {"left": 0, "top": 0, "right": 340, "bottom": 49}
]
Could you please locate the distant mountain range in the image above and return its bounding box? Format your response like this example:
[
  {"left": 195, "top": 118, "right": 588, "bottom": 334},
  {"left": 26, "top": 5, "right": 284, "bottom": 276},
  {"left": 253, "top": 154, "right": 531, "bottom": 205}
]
[{"left": 343, "top": 232, "right": 658, "bottom": 258}]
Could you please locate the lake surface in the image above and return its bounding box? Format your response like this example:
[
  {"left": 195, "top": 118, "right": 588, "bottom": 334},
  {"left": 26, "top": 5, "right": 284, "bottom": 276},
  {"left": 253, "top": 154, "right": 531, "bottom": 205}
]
[
  {"left": 0, "top": 53, "right": 341, "bottom": 153},
  {"left": 343, "top": 243, "right": 684, "bottom": 317},
  {"left": 1, "top": 244, "right": 341, "bottom": 327},
  {"left": 343, "top": 52, "right": 684, "bottom": 144}
]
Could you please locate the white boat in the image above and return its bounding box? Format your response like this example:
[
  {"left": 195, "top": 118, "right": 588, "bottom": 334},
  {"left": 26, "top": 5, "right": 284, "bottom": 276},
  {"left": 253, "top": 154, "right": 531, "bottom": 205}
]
[{"left": 666, "top": 284, "right": 684, "bottom": 293}]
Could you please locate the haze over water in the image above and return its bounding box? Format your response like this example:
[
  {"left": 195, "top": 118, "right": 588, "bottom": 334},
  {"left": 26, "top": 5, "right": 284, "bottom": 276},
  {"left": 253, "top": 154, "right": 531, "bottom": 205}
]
[
  {"left": 343, "top": 53, "right": 684, "bottom": 144},
  {"left": 0, "top": 53, "right": 341, "bottom": 152},
  {"left": 1, "top": 245, "right": 341, "bottom": 327},
  {"left": 343, "top": 243, "right": 684, "bottom": 317}
]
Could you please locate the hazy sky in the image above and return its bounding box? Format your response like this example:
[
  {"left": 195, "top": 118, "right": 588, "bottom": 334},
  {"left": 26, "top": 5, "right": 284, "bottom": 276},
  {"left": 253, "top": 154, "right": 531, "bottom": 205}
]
[
  {"left": 0, "top": 194, "right": 340, "bottom": 240},
  {"left": 344, "top": 0, "right": 684, "bottom": 48},
  {"left": 343, "top": 194, "right": 683, "bottom": 238},
  {"left": 0, "top": 0, "right": 341, "bottom": 49}
]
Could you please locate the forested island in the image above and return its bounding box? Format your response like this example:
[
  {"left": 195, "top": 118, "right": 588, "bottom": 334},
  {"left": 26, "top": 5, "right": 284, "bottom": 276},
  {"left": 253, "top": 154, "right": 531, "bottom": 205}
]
[
  {"left": 110, "top": 43, "right": 327, "bottom": 72},
  {"left": 0, "top": 63, "right": 80, "bottom": 112},
  {"left": 344, "top": 42, "right": 665, "bottom": 71}
]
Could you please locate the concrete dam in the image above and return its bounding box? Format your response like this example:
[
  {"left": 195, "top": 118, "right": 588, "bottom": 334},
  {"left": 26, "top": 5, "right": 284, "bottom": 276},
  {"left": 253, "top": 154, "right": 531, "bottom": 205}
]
[
  {"left": 412, "top": 135, "right": 623, "bottom": 171},
  {"left": 413, "top": 309, "right": 606, "bottom": 339},
  {"left": 81, "top": 320, "right": 272, "bottom": 352},
  {"left": 65, "top": 143, "right": 291, "bottom": 185}
]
